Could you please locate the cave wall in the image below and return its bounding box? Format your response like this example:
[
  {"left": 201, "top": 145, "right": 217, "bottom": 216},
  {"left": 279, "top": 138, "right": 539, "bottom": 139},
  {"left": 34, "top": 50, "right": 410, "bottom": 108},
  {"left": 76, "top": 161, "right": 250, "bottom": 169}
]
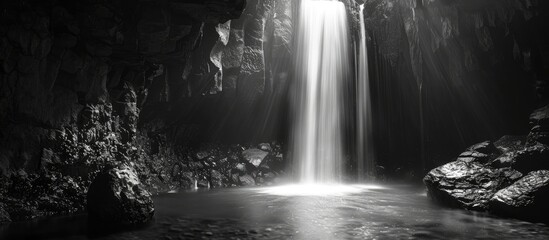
[
  {"left": 363, "top": 0, "right": 549, "bottom": 175},
  {"left": 0, "top": 0, "right": 299, "bottom": 220}
]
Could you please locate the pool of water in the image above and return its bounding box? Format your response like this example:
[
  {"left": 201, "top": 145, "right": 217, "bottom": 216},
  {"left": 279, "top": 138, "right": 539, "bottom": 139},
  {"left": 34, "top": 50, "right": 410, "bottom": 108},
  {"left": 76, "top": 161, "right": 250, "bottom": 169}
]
[{"left": 2, "top": 184, "right": 549, "bottom": 239}]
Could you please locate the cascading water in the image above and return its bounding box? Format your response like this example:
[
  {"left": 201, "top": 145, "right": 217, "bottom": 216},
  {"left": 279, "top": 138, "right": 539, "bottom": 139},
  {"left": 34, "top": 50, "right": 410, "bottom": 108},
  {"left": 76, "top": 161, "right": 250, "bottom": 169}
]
[
  {"left": 291, "top": 0, "right": 351, "bottom": 184},
  {"left": 356, "top": 4, "right": 375, "bottom": 180}
]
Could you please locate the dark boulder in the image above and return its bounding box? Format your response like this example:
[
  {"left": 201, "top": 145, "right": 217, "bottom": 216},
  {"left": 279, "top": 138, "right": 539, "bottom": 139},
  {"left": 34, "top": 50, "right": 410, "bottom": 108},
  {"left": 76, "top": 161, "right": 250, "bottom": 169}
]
[
  {"left": 424, "top": 160, "right": 522, "bottom": 210},
  {"left": 489, "top": 170, "right": 549, "bottom": 223},
  {"left": 87, "top": 164, "right": 154, "bottom": 226},
  {"left": 424, "top": 105, "right": 549, "bottom": 223}
]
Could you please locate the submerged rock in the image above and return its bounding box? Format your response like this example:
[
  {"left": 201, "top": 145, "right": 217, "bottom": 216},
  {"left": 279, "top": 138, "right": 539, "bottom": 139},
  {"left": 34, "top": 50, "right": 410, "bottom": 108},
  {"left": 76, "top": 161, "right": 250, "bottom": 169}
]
[
  {"left": 489, "top": 170, "right": 549, "bottom": 223},
  {"left": 87, "top": 164, "right": 154, "bottom": 226},
  {"left": 423, "top": 160, "right": 521, "bottom": 210}
]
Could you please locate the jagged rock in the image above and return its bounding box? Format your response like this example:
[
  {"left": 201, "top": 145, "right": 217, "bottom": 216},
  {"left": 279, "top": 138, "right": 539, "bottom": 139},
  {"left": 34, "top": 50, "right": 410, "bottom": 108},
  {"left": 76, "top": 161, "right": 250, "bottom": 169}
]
[
  {"left": 238, "top": 174, "right": 255, "bottom": 186},
  {"left": 491, "top": 151, "right": 518, "bottom": 169},
  {"left": 222, "top": 29, "right": 244, "bottom": 70},
  {"left": 456, "top": 141, "right": 499, "bottom": 164},
  {"left": 234, "top": 163, "right": 247, "bottom": 173},
  {"left": 457, "top": 151, "right": 490, "bottom": 163},
  {"left": 242, "top": 149, "right": 268, "bottom": 167},
  {"left": 489, "top": 170, "right": 549, "bottom": 223},
  {"left": 424, "top": 160, "right": 522, "bottom": 210},
  {"left": 87, "top": 164, "right": 155, "bottom": 226}
]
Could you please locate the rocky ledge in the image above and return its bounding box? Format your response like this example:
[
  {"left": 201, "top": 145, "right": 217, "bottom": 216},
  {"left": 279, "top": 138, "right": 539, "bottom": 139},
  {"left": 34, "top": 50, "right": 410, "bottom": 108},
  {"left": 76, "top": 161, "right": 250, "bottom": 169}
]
[{"left": 424, "top": 105, "right": 549, "bottom": 223}]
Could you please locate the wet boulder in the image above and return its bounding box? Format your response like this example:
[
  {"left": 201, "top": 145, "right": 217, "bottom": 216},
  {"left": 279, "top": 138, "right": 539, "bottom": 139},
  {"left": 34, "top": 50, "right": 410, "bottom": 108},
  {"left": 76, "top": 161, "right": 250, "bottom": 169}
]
[
  {"left": 424, "top": 160, "right": 522, "bottom": 210},
  {"left": 489, "top": 170, "right": 549, "bottom": 223},
  {"left": 242, "top": 148, "right": 268, "bottom": 167},
  {"left": 87, "top": 164, "right": 154, "bottom": 226}
]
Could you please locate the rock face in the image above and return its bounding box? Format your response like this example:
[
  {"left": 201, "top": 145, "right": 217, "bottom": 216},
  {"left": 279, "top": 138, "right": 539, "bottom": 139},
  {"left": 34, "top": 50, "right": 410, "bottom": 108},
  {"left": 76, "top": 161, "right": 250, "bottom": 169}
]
[
  {"left": 489, "top": 170, "right": 549, "bottom": 222},
  {"left": 0, "top": 0, "right": 295, "bottom": 222},
  {"left": 364, "top": 0, "right": 549, "bottom": 175},
  {"left": 87, "top": 164, "right": 154, "bottom": 226},
  {"left": 425, "top": 105, "right": 549, "bottom": 222},
  {"left": 424, "top": 158, "right": 521, "bottom": 210}
]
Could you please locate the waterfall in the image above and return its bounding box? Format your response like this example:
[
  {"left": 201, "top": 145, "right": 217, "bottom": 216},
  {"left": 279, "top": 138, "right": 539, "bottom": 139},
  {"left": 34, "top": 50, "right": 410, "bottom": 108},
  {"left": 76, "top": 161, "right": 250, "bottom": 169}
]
[
  {"left": 356, "top": 4, "right": 375, "bottom": 180},
  {"left": 291, "top": 0, "right": 351, "bottom": 184}
]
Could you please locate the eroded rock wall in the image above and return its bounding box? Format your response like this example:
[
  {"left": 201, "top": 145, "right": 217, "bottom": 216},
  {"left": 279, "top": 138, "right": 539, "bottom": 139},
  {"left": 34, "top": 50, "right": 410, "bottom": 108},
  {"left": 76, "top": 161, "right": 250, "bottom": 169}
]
[
  {"left": 0, "top": 0, "right": 299, "bottom": 222},
  {"left": 363, "top": 0, "right": 549, "bottom": 175}
]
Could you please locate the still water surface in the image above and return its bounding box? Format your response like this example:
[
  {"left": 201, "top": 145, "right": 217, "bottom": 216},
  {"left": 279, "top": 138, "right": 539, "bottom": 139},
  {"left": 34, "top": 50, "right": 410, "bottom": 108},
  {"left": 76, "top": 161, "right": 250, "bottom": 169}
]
[{"left": 2, "top": 184, "right": 549, "bottom": 239}]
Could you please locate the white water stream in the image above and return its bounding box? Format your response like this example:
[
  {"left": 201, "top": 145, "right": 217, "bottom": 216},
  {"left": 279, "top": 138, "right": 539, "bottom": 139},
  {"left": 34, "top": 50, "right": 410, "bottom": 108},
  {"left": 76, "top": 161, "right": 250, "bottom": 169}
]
[{"left": 292, "top": 0, "right": 351, "bottom": 184}]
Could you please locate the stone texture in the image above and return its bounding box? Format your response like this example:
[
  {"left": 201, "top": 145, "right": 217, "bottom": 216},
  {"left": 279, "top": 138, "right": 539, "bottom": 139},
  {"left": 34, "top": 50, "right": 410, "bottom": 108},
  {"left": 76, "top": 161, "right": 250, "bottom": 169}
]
[
  {"left": 242, "top": 148, "right": 268, "bottom": 167},
  {"left": 364, "top": 0, "right": 549, "bottom": 174},
  {"left": 87, "top": 164, "right": 155, "bottom": 226},
  {"left": 0, "top": 0, "right": 249, "bottom": 223},
  {"left": 425, "top": 105, "right": 549, "bottom": 223},
  {"left": 424, "top": 160, "right": 521, "bottom": 210},
  {"left": 489, "top": 170, "right": 549, "bottom": 223}
]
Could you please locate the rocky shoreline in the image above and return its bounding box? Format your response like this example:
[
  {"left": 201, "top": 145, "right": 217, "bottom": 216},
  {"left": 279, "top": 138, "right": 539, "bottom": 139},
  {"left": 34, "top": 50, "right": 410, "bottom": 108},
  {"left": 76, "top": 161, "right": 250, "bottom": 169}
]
[{"left": 0, "top": 141, "right": 286, "bottom": 224}]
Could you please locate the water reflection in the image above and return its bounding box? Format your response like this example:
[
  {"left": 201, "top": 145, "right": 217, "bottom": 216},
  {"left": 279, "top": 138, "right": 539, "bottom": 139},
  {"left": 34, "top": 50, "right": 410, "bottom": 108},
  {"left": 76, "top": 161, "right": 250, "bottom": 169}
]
[{"left": 1, "top": 185, "right": 549, "bottom": 239}]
